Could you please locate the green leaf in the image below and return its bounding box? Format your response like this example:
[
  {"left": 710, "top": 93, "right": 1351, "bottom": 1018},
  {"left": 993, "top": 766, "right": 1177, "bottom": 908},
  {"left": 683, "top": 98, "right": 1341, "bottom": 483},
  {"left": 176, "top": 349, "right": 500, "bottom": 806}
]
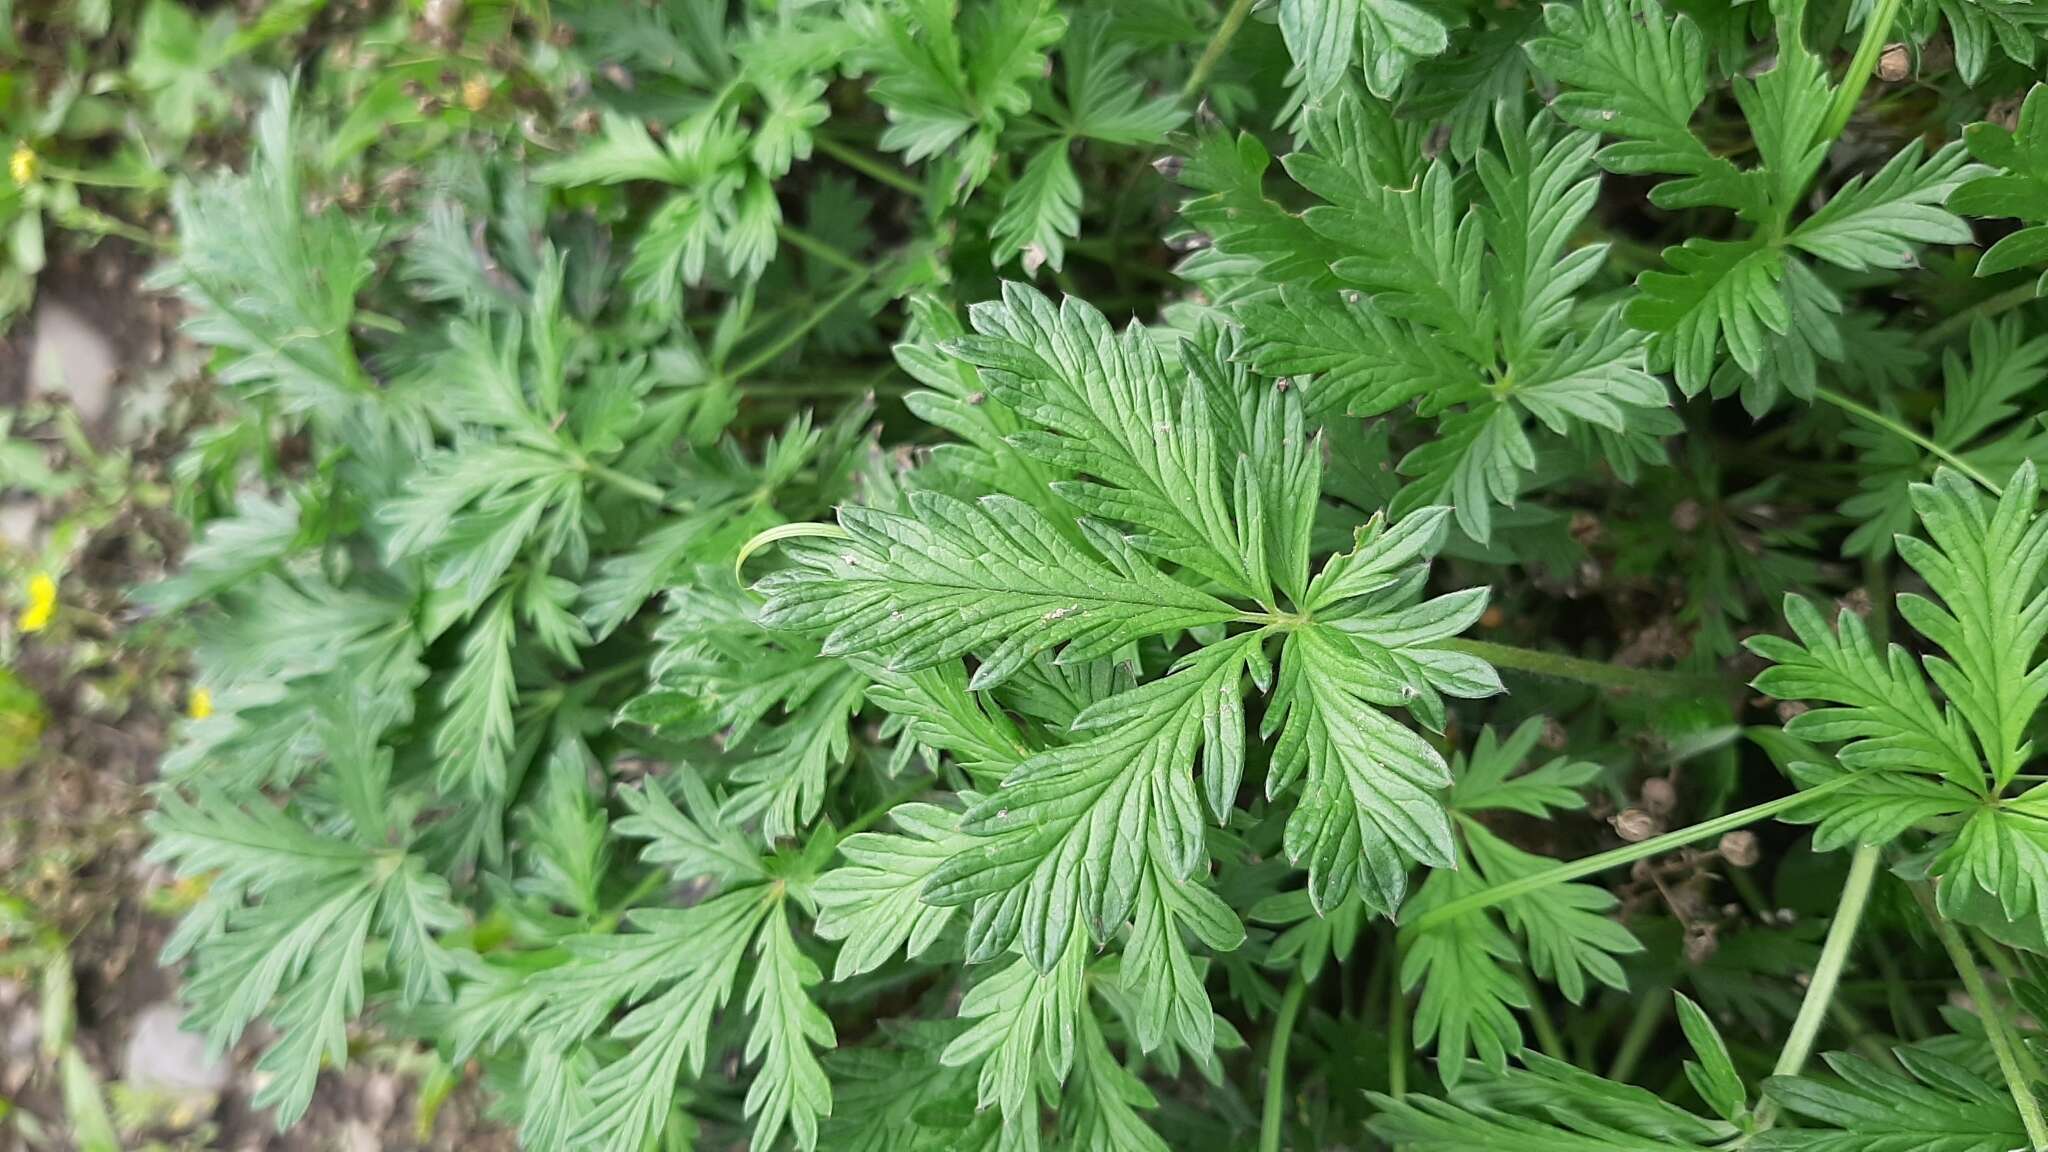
[
  {"left": 1357, "top": 0, "right": 1452, "bottom": 98},
  {"left": 940, "top": 929, "right": 1088, "bottom": 1125},
  {"left": 1447, "top": 719, "right": 1600, "bottom": 818},
  {"left": 921, "top": 635, "right": 1257, "bottom": 970},
  {"left": 1478, "top": 114, "right": 1605, "bottom": 361},
  {"left": 757, "top": 490, "right": 1238, "bottom": 691},
  {"left": 534, "top": 112, "right": 702, "bottom": 186},
  {"left": 1059, "top": 14, "right": 1185, "bottom": 144},
  {"left": 1172, "top": 129, "right": 1333, "bottom": 289},
  {"left": 1512, "top": 307, "right": 1666, "bottom": 436},
  {"left": 616, "top": 772, "right": 769, "bottom": 888},
  {"left": 1233, "top": 284, "right": 1475, "bottom": 419},
  {"left": 1299, "top": 152, "right": 1493, "bottom": 365},
  {"left": 1748, "top": 593, "right": 1984, "bottom": 790},
  {"left": 1895, "top": 462, "right": 2048, "bottom": 791},
  {"left": 557, "top": 895, "right": 768, "bottom": 1152},
  {"left": 1953, "top": 85, "right": 2048, "bottom": 281},
  {"left": 1792, "top": 140, "right": 1981, "bottom": 272},
  {"left": 1626, "top": 237, "right": 1790, "bottom": 397},
  {"left": 1758, "top": 1044, "right": 2028, "bottom": 1152},
  {"left": 1121, "top": 848, "right": 1243, "bottom": 1056},
  {"left": 147, "top": 789, "right": 374, "bottom": 898},
  {"left": 433, "top": 593, "right": 519, "bottom": 796},
  {"left": 991, "top": 142, "right": 1081, "bottom": 273},
  {"left": 752, "top": 75, "right": 830, "bottom": 180},
  {"left": 1462, "top": 821, "right": 1638, "bottom": 1004},
  {"left": 1280, "top": 0, "right": 1361, "bottom": 101},
  {"left": 156, "top": 79, "right": 371, "bottom": 421},
  {"left": 744, "top": 910, "right": 837, "bottom": 1151},
  {"left": 1934, "top": 805, "right": 2048, "bottom": 934},
  {"left": 815, "top": 802, "right": 973, "bottom": 979},
  {"left": 1394, "top": 402, "right": 1534, "bottom": 543},
  {"left": 1279, "top": 0, "right": 1452, "bottom": 101},
  {"left": 1674, "top": 993, "right": 1747, "bottom": 1125},
  {"left": 1526, "top": 0, "right": 1764, "bottom": 217},
  {"left": 1840, "top": 316, "right": 2048, "bottom": 560},
  {"left": 1368, "top": 1049, "right": 1735, "bottom": 1148},
  {"left": 1268, "top": 586, "right": 1496, "bottom": 914},
  {"left": 128, "top": 0, "right": 235, "bottom": 140},
  {"left": 1779, "top": 761, "right": 1977, "bottom": 852},
  {"left": 1400, "top": 867, "right": 1527, "bottom": 1085},
  {"left": 1065, "top": 1006, "right": 1173, "bottom": 1151},
  {"left": 1732, "top": 30, "right": 1831, "bottom": 220},
  {"left": 948, "top": 283, "right": 1271, "bottom": 600}
]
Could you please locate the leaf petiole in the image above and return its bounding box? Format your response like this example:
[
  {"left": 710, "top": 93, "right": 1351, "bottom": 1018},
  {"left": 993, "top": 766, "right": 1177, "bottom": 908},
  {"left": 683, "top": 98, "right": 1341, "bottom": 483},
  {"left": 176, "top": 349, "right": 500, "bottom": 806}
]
[
  {"left": 1260, "top": 973, "right": 1308, "bottom": 1152},
  {"left": 1920, "top": 884, "right": 2048, "bottom": 1150},
  {"left": 1411, "top": 770, "right": 1868, "bottom": 930}
]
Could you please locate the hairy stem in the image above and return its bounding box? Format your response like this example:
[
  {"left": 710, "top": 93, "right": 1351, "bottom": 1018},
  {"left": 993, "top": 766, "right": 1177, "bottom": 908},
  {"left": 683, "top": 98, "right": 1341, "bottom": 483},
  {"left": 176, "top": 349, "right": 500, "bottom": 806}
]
[
  {"left": 1870, "top": 943, "right": 1933, "bottom": 1039},
  {"left": 777, "top": 224, "right": 867, "bottom": 275},
  {"left": 1520, "top": 972, "right": 1567, "bottom": 1060},
  {"left": 838, "top": 776, "right": 937, "bottom": 839},
  {"left": 1922, "top": 888, "right": 2048, "bottom": 1150},
  {"left": 728, "top": 271, "right": 872, "bottom": 381},
  {"left": 1411, "top": 772, "right": 1866, "bottom": 930},
  {"left": 1607, "top": 983, "right": 1672, "bottom": 1081},
  {"left": 1776, "top": 844, "right": 1880, "bottom": 1077},
  {"left": 812, "top": 133, "right": 924, "bottom": 197},
  {"left": 1440, "top": 638, "right": 1726, "bottom": 697},
  {"left": 586, "top": 460, "right": 670, "bottom": 506},
  {"left": 1387, "top": 950, "right": 1408, "bottom": 1100},
  {"left": 1966, "top": 931, "right": 2048, "bottom": 1092},
  {"left": 1182, "top": 0, "right": 1257, "bottom": 101},
  {"left": 1813, "top": 387, "right": 2003, "bottom": 494},
  {"left": 1915, "top": 282, "right": 2044, "bottom": 349},
  {"left": 1261, "top": 974, "right": 1308, "bottom": 1152},
  {"left": 1821, "top": 0, "right": 1907, "bottom": 144}
]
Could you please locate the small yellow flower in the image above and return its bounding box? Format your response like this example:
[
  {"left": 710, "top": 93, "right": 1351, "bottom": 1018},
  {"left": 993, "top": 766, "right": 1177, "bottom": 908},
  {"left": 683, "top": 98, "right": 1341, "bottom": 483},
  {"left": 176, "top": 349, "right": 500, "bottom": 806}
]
[
  {"left": 17, "top": 572, "right": 55, "bottom": 633},
  {"left": 188, "top": 687, "right": 214, "bottom": 721},
  {"left": 461, "top": 77, "right": 491, "bottom": 112},
  {"left": 8, "top": 145, "right": 36, "bottom": 187}
]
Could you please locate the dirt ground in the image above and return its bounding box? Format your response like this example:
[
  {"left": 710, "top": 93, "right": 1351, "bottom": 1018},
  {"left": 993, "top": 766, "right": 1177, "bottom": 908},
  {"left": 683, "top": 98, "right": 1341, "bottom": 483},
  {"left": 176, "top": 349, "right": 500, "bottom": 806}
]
[{"left": 0, "top": 242, "right": 514, "bottom": 1152}]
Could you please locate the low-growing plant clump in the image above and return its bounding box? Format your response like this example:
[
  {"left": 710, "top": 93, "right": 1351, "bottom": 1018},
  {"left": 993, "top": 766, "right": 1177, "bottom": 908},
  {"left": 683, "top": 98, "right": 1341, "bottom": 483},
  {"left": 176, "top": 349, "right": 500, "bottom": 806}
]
[{"left": 112, "top": 0, "right": 2048, "bottom": 1149}]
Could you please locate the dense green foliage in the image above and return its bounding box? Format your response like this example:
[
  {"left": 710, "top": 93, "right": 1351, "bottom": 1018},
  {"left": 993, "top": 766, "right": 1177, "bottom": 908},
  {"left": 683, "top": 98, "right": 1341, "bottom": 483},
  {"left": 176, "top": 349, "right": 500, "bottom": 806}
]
[{"left": 127, "top": 0, "right": 2048, "bottom": 1150}]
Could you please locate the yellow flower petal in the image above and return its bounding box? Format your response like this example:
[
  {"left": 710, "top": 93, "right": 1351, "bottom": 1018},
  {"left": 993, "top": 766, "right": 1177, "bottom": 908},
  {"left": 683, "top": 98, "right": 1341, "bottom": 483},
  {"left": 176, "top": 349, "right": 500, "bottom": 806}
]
[
  {"left": 188, "top": 687, "right": 213, "bottom": 720},
  {"left": 17, "top": 572, "right": 55, "bottom": 633},
  {"left": 9, "top": 145, "right": 36, "bottom": 187}
]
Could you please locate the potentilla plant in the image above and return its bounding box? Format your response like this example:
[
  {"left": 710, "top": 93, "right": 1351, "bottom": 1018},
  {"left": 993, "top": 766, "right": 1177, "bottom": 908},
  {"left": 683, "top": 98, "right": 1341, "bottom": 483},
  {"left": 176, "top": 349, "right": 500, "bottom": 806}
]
[{"left": 139, "top": 0, "right": 2048, "bottom": 1150}]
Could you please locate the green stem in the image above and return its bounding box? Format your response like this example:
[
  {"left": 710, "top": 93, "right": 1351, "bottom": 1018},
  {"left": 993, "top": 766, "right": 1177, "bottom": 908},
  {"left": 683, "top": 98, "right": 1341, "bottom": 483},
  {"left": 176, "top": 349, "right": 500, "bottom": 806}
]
[
  {"left": 1923, "top": 887, "right": 2048, "bottom": 1150},
  {"left": 595, "top": 868, "right": 672, "bottom": 932},
  {"left": 1412, "top": 771, "right": 1866, "bottom": 931},
  {"left": 1871, "top": 944, "right": 1932, "bottom": 1039},
  {"left": 1813, "top": 387, "right": 2003, "bottom": 495},
  {"left": 839, "top": 776, "right": 935, "bottom": 839},
  {"left": 778, "top": 224, "right": 866, "bottom": 275},
  {"left": 1261, "top": 974, "right": 1308, "bottom": 1152},
  {"left": 1387, "top": 951, "right": 1408, "bottom": 1100},
  {"left": 1441, "top": 638, "right": 1726, "bottom": 697},
  {"left": 728, "top": 271, "right": 871, "bottom": 381},
  {"left": 1182, "top": 0, "right": 1257, "bottom": 102},
  {"left": 1821, "top": 0, "right": 1907, "bottom": 144},
  {"left": 1916, "top": 282, "right": 2043, "bottom": 349},
  {"left": 1519, "top": 972, "right": 1568, "bottom": 1060},
  {"left": 1825, "top": 997, "right": 1897, "bottom": 1069},
  {"left": 813, "top": 134, "right": 924, "bottom": 198},
  {"left": 1970, "top": 927, "right": 2026, "bottom": 985},
  {"left": 1964, "top": 932, "right": 2048, "bottom": 1095},
  {"left": 1607, "top": 983, "right": 1672, "bottom": 1081},
  {"left": 1753, "top": 843, "right": 1881, "bottom": 1131},
  {"left": 585, "top": 460, "right": 669, "bottom": 506}
]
